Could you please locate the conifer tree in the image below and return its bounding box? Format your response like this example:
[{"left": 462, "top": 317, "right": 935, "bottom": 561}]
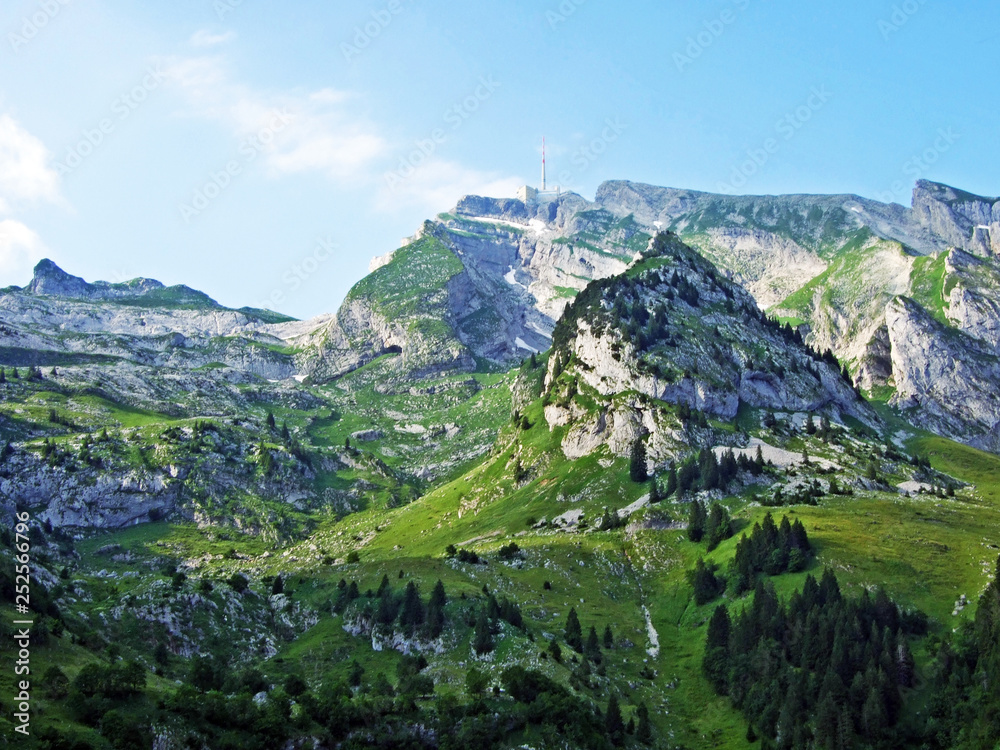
[
  {"left": 687, "top": 500, "right": 707, "bottom": 542},
  {"left": 425, "top": 579, "right": 446, "bottom": 638},
  {"left": 629, "top": 438, "right": 648, "bottom": 482},
  {"left": 689, "top": 558, "right": 721, "bottom": 606},
  {"left": 703, "top": 604, "right": 731, "bottom": 692},
  {"left": 636, "top": 702, "right": 653, "bottom": 744},
  {"left": 585, "top": 626, "right": 601, "bottom": 663},
  {"left": 377, "top": 574, "right": 391, "bottom": 596},
  {"left": 603, "top": 624, "right": 614, "bottom": 649},
  {"left": 257, "top": 442, "right": 273, "bottom": 474},
  {"left": 399, "top": 581, "right": 425, "bottom": 634},
  {"left": 665, "top": 464, "right": 678, "bottom": 497},
  {"left": 473, "top": 609, "right": 494, "bottom": 654},
  {"left": 706, "top": 502, "right": 733, "bottom": 551},
  {"left": 605, "top": 695, "right": 625, "bottom": 746},
  {"left": 565, "top": 607, "right": 583, "bottom": 652}
]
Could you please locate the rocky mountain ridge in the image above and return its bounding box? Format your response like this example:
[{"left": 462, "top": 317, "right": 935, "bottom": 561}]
[
  {"left": 3, "top": 178, "right": 1000, "bottom": 453},
  {"left": 335, "top": 178, "right": 1000, "bottom": 452}
]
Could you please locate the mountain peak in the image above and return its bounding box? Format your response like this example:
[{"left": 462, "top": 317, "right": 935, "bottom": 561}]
[
  {"left": 27, "top": 258, "right": 92, "bottom": 297},
  {"left": 913, "top": 180, "right": 998, "bottom": 206},
  {"left": 21, "top": 259, "right": 225, "bottom": 308}
]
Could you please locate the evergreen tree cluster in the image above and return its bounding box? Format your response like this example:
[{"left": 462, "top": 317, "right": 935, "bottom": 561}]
[
  {"left": 923, "top": 553, "right": 1000, "bottom": 748},
  {"left": 445, "top": 544, "right": 485, "bottom": 565},
  {"left": 562, "top": 607, "right": 615, "bottom": 664},
  {"left": 703, "top": 569, "right": 925, "bottom": 749},
  {"left": 668, "top": 447, "right": 765, "bottom": 499},
  {"left": 729, "top": 513, "right": 812, "bottom": 596},
  {"left": 497, "top": 542, "right": 523, "bottom": 561},
  {"left": 50, "top": 650, "right": 642, "bottom": 750},
  {"left": 674, "top": 401, "right": 710, "bottom": 429},
  {"left": 686, "top": 500, "right": 734, "bottom": 551},
  {"left": 756, "top": 312, "right": 854, "bottom": 387},
  {"left": 472, "top": 589, "right": 525, "bottom": 654},
  {"left": 335, "top": 576, "right": 448, "bottom": 641},
  {"left": 599, "top": 506, "right": 628, "bottom": 531},
  {"left": 688, "top": 557, "right": 725, "bottom": 606}
]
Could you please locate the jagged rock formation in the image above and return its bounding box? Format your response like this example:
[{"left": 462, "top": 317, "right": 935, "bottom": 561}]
[
  {"left": 347, "top": 179, "right": 996, "bottom": 453},
  {"left": 541, "top": 233, "right": 874, "bottom": 465}
]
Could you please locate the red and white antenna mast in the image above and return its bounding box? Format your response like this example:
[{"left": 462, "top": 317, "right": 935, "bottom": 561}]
[{"left": 542, "top": 136, "right": 547, "bottom": 191}]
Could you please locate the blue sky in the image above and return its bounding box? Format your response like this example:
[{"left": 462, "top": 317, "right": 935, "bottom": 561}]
[{"left": 0, "top": 0, "right": 997, "bottom": 319}]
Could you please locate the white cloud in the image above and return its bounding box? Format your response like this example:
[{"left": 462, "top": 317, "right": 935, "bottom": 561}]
[
  {"left": 377, "top": 158, "right": 525, "bottom": 214},
  {"left": 0, "top": 114, "right": 61, "bottom": 214},
  {"left": 161, "top": 55, "right": 389, "bottom": 180},
  {"left": 189, "top": 29, "right": 237, "bottom": 47},
  {"left": 0, "top": 220, "right": 46, "bottom": 285},
  {"left": 161, "top": 55, "right": 524, "bottom": 211}
]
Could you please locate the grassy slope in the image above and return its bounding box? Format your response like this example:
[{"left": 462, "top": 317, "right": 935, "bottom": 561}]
[
  {"left": 3, "top": 310, "right": 999, "bottom": 748},
  {"left": 909, "top": 253, "right": 950, "bottom": 324},
  {"left": 345, "top": 235, "right": 463, "bottom": 321},
  {"left": 6, "top": 392, "right": 999, "bottom": 748}
]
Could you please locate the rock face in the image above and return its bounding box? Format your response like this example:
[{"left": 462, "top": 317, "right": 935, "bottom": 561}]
[
  {"left": 886, "top": 297, "right": 1000, "bottom": 453},
  {"left": 910, "top": 181, "right": 1000, "bottom": 257},
  {"left": 393, "top": 178, "right": 996, "bottom": 454},
  {"left": 0, "top": 420, "right": 322, "bottom": 533},
  {"left": 945, "top": 249, "right": 1000, "bottom": 350}
]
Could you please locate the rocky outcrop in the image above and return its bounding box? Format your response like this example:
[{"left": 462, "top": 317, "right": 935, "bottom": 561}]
[
  {"left": 26, "top": 258, "right": 215, "bottom": 305},
  {"left": 886, "top": 297, "right": 1000, "bottom": 452},
  {"left": 911, "top": 181, "right": 1000, "bottom": 257},
  {"left": 944, "top": 249, "right": 1000, "bottom": 350},
  {"left": 689, "top": 228, "right": 827, "bottom": 308},
  {"left": 0, "top": 421, "right": 322, "bottom": 534},
  {"left": 856, "top": 324, "right": 893, "bottom": 392},
  {"left": 2, "top": 466, "right": 178, "bottom": 529},
  {"left": 543, "top": 234, "right": 875, "bottom": 463}
]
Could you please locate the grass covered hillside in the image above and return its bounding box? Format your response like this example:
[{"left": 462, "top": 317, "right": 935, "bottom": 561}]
[{"left": 1, "top": 235, "right": 998, "bottom": 749}]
